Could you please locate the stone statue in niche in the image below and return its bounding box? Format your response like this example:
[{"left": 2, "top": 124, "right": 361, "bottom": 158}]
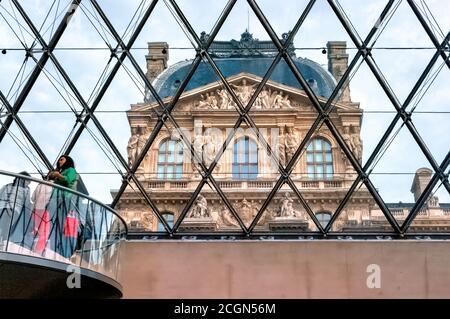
[
  {"left": 284, "top": 126, "right": 300, "bottom": 162},
  {"left": 341, "top": 126, "right": 354, "bottom": 167},
  {"left": 202, "top": 133, "right": 218, "bottom": 168},
  {"left": 193, "top": 130, "right": 204, "bottom": 172},
  {"left": 277, "top": 127, "right": 286, "bottom": 166},
  {"left": 279, "top": 192, "right": 296, "bottom": 217},
  {"left": 127, "top": 128, "right": 139, "bottom": 166},
  {"left": 136, "top": 128, "right": 147, "bottom": 172},
  {"left": 351, "top": 126, "right": 363, "bottom": 163},
  {"left": 188, "top": 194, "right": 209, "bottom": 218}
]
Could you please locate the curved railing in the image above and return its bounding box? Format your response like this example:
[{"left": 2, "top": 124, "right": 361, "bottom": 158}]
[{"left": 0, "top": 170, "right": 127, "bottom": 289}]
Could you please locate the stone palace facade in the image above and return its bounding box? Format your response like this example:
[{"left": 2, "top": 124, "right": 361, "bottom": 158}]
[{"left": 112, "top": 31, "right": 450, "bottom": 233}]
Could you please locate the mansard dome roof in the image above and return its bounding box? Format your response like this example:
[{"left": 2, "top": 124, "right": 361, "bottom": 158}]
[{"left": 149, "top": 31, "right": 337, "bottom": 101}]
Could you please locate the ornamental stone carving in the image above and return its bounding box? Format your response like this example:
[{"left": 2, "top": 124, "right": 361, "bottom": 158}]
[{"left": 188, "top": 194, "right": 210, "bottom": 218}]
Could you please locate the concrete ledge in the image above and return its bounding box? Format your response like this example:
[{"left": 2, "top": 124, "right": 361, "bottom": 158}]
[{"left": 119, "top": 240, "right": 450, "bottom": 298}]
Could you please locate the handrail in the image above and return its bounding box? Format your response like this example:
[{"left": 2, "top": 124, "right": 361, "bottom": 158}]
[
  {"left": 0, "top": 169, "right": 128, "bottom": 233},
  {"left": 0, "top": 169, "right": 128, "bottom": 284}
]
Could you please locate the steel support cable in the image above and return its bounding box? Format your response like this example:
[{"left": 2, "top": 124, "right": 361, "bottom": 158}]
[
  {"left": 328, "top": 0, "right": 449, "bottom": 235},
  {"left": 367, "top": 122, "right": 405, "bottom": 176},
  {"left": 418, "top": 0, "right": 445, "bottom": 40},
  {"left": 89, "top": 2, "right": 224, "bottom": 188},
  {"left": 335, "top": 0, "right": 361, "bottom": 40},
  {"left": 28, "top": 0, "right": 58, "bottom": 51},
  {"left": 369, "top": 0, "right": 402, "bottom": 48},
  {"left": 50, "top": 55, "right": 79, "bottom": 114},
  {"left": 28, "top": 54, "right": 80, "bottom": 115},
  {"left": 77, "top": 1, "right": 148, "bottom": 108},
  {"left": 86, "top": 57, "right": 113, "bottom": 106},
  {"left": 421, "top": 0, "right": 445, "bottom": 39},
  {"left": 409, "top": 59, "right": 446, "bottom": 114},
  {"left": 365, "top": 46, "right": 444, "bottom": 183},
  {"left": 240, "top": 0, "right": 374, "bottom": 233},
  {"left": 0, "top": 6, "right": 28, "bottom": 49},
  {"left": 11, "top": 0, "right": 138, "bottom": 181},
  {"left": 81, "top": 120, "right": 125, "bottom": 172},
  {"left": 1, "top": 46, "right": 446, "bottom": 51},
  {"left": 10, "top": 55, "right": 31, "bottom": 107},
  {"left": 7, "top": 0, "right": 28, "bottom": 47},
  {"left": 4, "top": 56, "right": 28, "bottom": 108},
  {"left": 82, "top": 123, "right": 125, "bottom": 175},
  {"left": 109, "top": 1, "right": 248, "bottom": 234},
  {"left": 402, "top": 152, "right": 450, "bottom": 232},
  {"left": 1, "top": 71, "right": 60, "bottom": 172},
  {"left": 118, "top": 0, "right": 147, "bottom": 43},
  {"left": 49, "top": 0, "right": 60, "bottom": 40},
  {"left": 163, "top": 0, "right": 291, "bottom": 234},
  {"left": 85, "top": 0, "right": 192, "bottom": 233},
  {"left": 369, "top": 33, "right": 450, "bottom": 177},
  {"left": 172, "top": 0, "right": 328, "bottom": 234},
  {"left": 362, "top": 33, "right": 450, "bottom": 223},
  {"left": 15, "top": 109, "right": 450, "bottom": 115},
  {"left": 408, "top": 0, "right": 450, "bottom": 70},
  {"left": 299, "top": 6, "right": 401, "bottom": 233},
  {"left": 3, "top": 51, "right": 27, "bottom": 101},
  {"left": 0, "top": 118, "right": 46, "bottom": 175},
  {"left": 81, "top": 1, "right": 115, "bottom": 47},
  {"left": 77, "top": 2, "right": 114, "bottom": 50},
  {"left": 62, "top": 0, "right": 158, "bottom": 157},
  {"left": 35, "top": 1, "right": 74, "bottom": 48},
  {"left": 246, "top": 0, "right": 401, "bottom": 234},
  {"left": 54, "top": 121, "right": 79, "bottom": 165},
  {"left": 0, "top": 0, "right": 82, "bottom": 144},
  {"left": 0, "top": 60, "right": 55, "bottom": 174},
  {"left": 116, "top": 58, "right": 146, "bottom": 97},
  {"left": 162, "top": 0, "right": 198, "bottom": 49}
]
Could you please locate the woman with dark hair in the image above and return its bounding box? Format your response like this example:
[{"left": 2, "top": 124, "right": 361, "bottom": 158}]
[
  {"left": 0, "top": 172, "right": 32, "bottom": 249},
  {"left": 48, "top": 155, "right": 77, "bottom": 189},
  {"left": 47, "top": 155, "right": 80, "bottom": 259}
]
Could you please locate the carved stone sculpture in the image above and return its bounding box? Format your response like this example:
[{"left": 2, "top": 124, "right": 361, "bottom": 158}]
[
  {"left": 232, "top": 79, "right": 256, "bottom": 105},
  {"left": 280, "top": 192, "right": 296, "bottom": 217},
  {"left": 217, "top": 89, "right": 233, "bottom": 110},
  {"left": 278, "top": 128, "right": 286, "bottom": 166},
  {"left": 127, "top": 133, "right": 139, "bottom": 166},
  {"left": 202, "top": 134, "right": 217, "bottom": 167},
  {"left": 285, "top": 126, "right": 300, "bottom": 162},
  {"left": 189, "top": 194, "right": 209, "bottom": 218}
]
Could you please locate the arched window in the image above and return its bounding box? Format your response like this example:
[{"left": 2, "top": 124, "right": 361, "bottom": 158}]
[
  {"left": 233, "top": 136, "right": 258, "bottom": 179},
  {"left": 157, "top": 212, "right": 174, "bottom": 231},
  {"left": 316, "top": 212, "right": 332, "bottom": 228},
  {"left": 306, "top": 138, "right": 333, "bottom": 180},
  {"left": 157, "top": 139, "right": 183, "bottom": 179}
]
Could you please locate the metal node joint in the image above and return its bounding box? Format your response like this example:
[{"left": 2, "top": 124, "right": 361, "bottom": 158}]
[
  {"left": 399, "top": 110, "right": 412, "bottom": 123},
  {"left": 360, "top": 46, "right": 372, "bottom": 58}
]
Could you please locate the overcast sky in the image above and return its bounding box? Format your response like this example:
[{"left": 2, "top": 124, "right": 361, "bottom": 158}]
[{"left": 0, "top": 0, "right": 448, "bottom": 206}]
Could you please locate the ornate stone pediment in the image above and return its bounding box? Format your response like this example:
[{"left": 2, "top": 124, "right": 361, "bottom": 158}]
[{"left": 131, "top": 72, "right": 358, "bottom": 114}]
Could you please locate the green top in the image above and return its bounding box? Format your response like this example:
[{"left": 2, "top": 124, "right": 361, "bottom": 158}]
[{"left": 55, "top": 167, "right": 77, "bottom": 189}]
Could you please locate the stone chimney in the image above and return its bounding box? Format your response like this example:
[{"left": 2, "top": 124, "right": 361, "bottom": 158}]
[
  {"left": 327, "top": 41, "right": 351, "bottom": 103},
  {"left": 146, "top": 42, "right": 169, "bottom": 83},
  {"left": 411, "top": 167, "right": 433, "bottom": 202}
]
